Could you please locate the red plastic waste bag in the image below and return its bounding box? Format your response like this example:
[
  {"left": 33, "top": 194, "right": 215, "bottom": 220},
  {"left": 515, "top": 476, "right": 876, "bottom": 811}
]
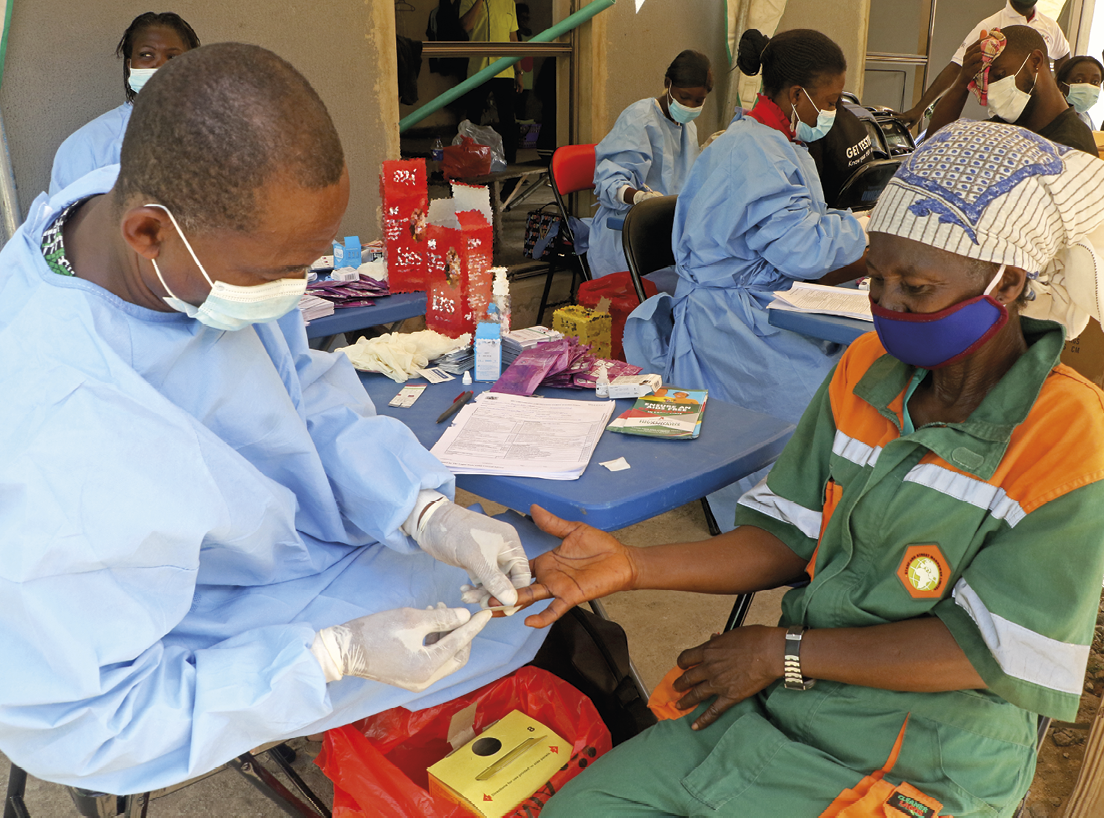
[
  {"left": 577, "top": 272, "right": 659, "bottom": 362},
  {"left": 442, "top": 136, "right": 493, "bottom": 181},
  {"left": 316, "top": 667, "right": 612, "bottom": 818}
]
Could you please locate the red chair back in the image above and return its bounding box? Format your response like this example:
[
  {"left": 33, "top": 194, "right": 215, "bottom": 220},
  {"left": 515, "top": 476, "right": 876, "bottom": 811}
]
[{"left": 550, "top": 144, "right": 596, "bottom": 197}]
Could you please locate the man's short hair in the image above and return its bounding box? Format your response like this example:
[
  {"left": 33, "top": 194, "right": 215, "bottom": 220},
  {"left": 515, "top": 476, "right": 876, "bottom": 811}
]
[
  {"left": 116, "top": 42, "right": 345, "bottom": 233},
  {"left": 1001, "top": 25, "right": 1048, "bottom": 62}
]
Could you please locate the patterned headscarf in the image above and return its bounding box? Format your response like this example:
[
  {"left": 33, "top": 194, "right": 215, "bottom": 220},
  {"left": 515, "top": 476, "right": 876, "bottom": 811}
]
[
  {"left": 968, "top": 29, "right": 1006, "bottom": 105},
  {"left": 868, "top": 120, "right": 1104, "bottom": 338}
]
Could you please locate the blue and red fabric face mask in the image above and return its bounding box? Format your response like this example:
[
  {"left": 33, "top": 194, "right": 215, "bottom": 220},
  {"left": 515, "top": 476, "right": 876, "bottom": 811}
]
[{"left": 871, "top": 265, "right": 1008, "bottom": 369}]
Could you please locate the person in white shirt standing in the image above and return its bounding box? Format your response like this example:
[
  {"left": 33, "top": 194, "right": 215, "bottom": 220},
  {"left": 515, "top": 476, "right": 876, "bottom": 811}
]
[{"left": 899, "top": 0, "right": 1069, "bottom": 127}]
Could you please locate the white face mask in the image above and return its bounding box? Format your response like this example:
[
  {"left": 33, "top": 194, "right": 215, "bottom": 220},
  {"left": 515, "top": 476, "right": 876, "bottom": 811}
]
[
  {"left": 147, "top": 204, "right": 308, "bottom": 332},
  {"left": 987, "top": 55, "right": 1035, "bottom": 123},
  {"left": 127, "top": 66, "right": 158, "bottom": 95}
]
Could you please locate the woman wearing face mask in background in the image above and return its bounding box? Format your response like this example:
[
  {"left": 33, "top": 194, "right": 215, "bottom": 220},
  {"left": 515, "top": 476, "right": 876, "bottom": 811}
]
[
  {"left": 585, "top": 50, "right": 713, "bottom": 279},
  {"left": 49, "top": 12, "right": 200, "bottom": 196},
  {"left": 1056, "top": 55, "right": 1103, "bottom": 129},
  {"left": 623, "top": 29, "right": 867, "bottom": 533}
]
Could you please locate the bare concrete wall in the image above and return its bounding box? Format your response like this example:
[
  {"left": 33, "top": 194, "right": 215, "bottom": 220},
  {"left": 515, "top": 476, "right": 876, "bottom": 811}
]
[
  {"left": 0, "top": 0, "right": 398, "bottom": 236},
  {"left": 581, "top": 0, "right": 731, "bottom": 146},
  {"left": 777, "top": 0, "right": 871, "bottom": 99}
]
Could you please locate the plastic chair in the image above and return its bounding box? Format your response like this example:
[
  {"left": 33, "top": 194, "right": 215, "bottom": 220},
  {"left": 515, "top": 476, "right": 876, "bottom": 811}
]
[
  {"left": 537, "top": 144, "right": 596, "bottom": 323},
  {"left": 3, "top": 743, "right": 330, "bottom": 818},
  {"left": 620, "top": 194, "right": 678, "bottom": 304},
  {"left": 833, "top": 158, "right": 902, "bottom": 213}
]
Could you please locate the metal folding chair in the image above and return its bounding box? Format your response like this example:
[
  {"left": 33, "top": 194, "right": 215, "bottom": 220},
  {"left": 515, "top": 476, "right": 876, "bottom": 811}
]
[
  {"left": 3, "top": 743, "right": 330, "bottom": 818},
  {"left": 537, "top": 144, "right": 595, "bottom": 323}
]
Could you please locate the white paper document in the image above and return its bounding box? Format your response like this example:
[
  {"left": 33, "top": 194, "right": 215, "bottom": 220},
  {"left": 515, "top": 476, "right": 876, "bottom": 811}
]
[
  {"left": 767, "top": 282, "right": 873, "bottom": 322},
  {"left": 430, "top": 393, "right": 615, "bottom": 480}
]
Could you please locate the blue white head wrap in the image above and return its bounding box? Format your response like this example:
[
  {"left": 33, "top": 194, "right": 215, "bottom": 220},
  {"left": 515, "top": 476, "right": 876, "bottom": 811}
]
[{"left": 868, "top": 120, "right": 1104, "bottom": 338}]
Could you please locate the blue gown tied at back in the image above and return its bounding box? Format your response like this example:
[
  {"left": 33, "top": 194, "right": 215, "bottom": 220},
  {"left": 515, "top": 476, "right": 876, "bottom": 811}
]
[{"left": 625, "top": 110, "right": 866, "bottom": 425}]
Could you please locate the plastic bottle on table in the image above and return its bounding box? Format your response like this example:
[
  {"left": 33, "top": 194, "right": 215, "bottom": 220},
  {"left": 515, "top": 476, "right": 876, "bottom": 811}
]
[
  {"left": 431, "top": 138, "right": 444, "bottom": 177},
  {"left": 474, "top": 304, "right": 502, "bottom": 382}
]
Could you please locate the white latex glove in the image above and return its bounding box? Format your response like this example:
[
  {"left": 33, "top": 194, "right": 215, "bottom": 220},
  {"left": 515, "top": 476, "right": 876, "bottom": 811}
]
[
  {"left": 406, "top": 495, "right": 531, "bottom": 610},
  {"left": 310, "top": 605, "right": 493, "bottom": 691},
  {"left": 632, "top": 188, "right": 663, "bottom": 205}
]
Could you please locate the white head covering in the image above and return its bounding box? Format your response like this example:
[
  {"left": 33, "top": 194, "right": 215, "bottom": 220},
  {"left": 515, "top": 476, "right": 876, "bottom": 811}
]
[{"left": 868, "top": 120, "right": 1104, "bottom": 338}]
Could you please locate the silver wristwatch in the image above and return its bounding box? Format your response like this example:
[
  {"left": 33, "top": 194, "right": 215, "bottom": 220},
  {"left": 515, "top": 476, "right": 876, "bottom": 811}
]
[{"left": 783, "top": 625, "right": 816, "bottom": 690}]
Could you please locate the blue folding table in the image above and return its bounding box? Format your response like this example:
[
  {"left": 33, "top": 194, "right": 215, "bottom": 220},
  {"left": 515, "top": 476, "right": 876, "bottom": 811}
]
[
  {"left": 766, "top": 308, "right": 871, "bottom": 346},
  {"left": 305, "top": 291, "right": 428, "bottom": 341},
  {"left": 358, "top": 374, "right": 795, "bottom": 532}
]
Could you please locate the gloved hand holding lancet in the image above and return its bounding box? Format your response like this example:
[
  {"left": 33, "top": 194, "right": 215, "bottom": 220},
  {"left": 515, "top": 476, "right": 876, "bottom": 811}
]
[{"left": 310, "top": 605, "right": 493, "bottom": 691}]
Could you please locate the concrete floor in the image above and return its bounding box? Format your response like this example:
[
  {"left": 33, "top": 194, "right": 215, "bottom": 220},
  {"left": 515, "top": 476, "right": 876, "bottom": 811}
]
[{"left": 0, "top": 494, "right": 785, "bottom": 817}]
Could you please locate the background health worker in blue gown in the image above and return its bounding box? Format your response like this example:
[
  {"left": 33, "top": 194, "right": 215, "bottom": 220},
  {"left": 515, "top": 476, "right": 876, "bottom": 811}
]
[
  {"left": 49, "top": 11, "right": 200, "bottom": 195},
  {"left": 587, "top": 49, "right": 713, "bottom": 279}
]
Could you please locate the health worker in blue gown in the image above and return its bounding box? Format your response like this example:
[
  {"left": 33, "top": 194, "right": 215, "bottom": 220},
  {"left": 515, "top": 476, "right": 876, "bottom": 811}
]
[
  {"left": 0, "top": 43, "right": 549, "bottom": 796},
  {"left": 49, "top": 12, "right": 200, "bottom": 196},
  {"left": 626, "top": 28, "right": 867, "bottom": 425},
  {"left": 587, "top": 50, "right": 712, "bottom": 279}
]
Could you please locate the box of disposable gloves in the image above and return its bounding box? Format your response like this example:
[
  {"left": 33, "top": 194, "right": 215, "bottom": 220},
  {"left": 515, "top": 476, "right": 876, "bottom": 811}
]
[{"left": 428, "top": 710, "right": 570, "bottom": 818}]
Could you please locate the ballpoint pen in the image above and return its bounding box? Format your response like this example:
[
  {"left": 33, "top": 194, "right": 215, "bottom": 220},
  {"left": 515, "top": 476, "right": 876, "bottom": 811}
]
[{"left": 436, "top": 390, "right": 473, "bottom": 424}]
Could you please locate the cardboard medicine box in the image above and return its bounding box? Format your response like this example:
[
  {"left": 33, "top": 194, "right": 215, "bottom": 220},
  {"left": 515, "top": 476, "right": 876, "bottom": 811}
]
[
  {"left": 427, "top": 710, "right": 570, "bottom": 818},
  {"left": 553, "top": 304, "right": 612, "bottom": 359}
]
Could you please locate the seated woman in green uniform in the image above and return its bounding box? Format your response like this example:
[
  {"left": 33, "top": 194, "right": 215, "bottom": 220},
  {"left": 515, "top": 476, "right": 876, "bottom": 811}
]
[{"left": 512, "top": 120, "right": 1104, "bottom": 818}]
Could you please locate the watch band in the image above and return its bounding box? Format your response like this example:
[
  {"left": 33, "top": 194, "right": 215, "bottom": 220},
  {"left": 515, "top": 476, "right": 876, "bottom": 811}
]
[{"left": 783, "top": 625, "right": 816, "bottom": 690}]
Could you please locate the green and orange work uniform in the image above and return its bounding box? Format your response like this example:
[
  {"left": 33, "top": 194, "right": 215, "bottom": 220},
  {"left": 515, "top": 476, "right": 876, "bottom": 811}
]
[{"left": 544, "top": 320, "right": 1104, "bottom": 818}]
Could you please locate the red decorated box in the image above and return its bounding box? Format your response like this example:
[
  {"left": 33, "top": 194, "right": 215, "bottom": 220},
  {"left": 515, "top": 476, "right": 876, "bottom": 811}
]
[{"left": 380, "top": 159, "right": 429, "bottom": 293}]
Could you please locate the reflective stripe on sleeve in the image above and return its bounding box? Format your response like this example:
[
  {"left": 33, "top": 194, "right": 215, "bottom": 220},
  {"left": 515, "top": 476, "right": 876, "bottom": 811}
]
[
  {"left": 737, "top": 479, "right": 823, "bottom": 541},
  {"left": 904, "top": 464, "right": 1027, "bottom": 527},
  {"left": 952, "top": 578, "right": 1088, "bottom": 696},
  {"left": 832, "top": 430, "right": 882, "bottom": 469}
]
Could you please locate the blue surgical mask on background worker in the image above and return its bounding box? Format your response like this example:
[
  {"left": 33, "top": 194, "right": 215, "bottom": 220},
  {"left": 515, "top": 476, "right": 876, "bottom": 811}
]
[
  {"left": 667, "top": 89, "right": 703, "bottom": 124},
  {"left": 128, "top": 67, "right": 158, "bottom": 95},
  {"left": 1066, "top": 83, "right": 1101, "bottom": 114},
  {"left": 148, "top": 203, "right": 308, "bottom": 331},
  {"left": 792, "top": 88, "right": 836, "bottom": 142}
]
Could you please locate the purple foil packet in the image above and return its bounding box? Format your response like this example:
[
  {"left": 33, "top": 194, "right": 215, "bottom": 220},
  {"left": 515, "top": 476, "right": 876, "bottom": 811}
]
[{"left": 490, "top": 339, "right": 570, "bottom": 395}]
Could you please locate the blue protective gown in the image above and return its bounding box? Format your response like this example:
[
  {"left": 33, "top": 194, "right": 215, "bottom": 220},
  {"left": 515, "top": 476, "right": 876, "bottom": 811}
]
[
  {"left": 624, "top": 111, "right": 866, "bottom": 426},
  {"left": 0, "top": 167, "right": 553, "bottom": 795},
  {"left": 588, "top": 98, "right": 699, "bottom": 278},
  {"left": 49, "top": 103, "right": 132, "bottom": 196}
]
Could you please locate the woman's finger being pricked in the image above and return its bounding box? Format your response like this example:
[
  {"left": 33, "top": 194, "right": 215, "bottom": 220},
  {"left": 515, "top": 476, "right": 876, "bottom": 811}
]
[
  {"left": 522, "top": 596, "right": 575, "bottom": 629},
  {"left": 692, "top": 695, "right": 740, "bottom": 731},
  {"left": 512, "top": 582, "right": 552, "bottom": 609}
]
